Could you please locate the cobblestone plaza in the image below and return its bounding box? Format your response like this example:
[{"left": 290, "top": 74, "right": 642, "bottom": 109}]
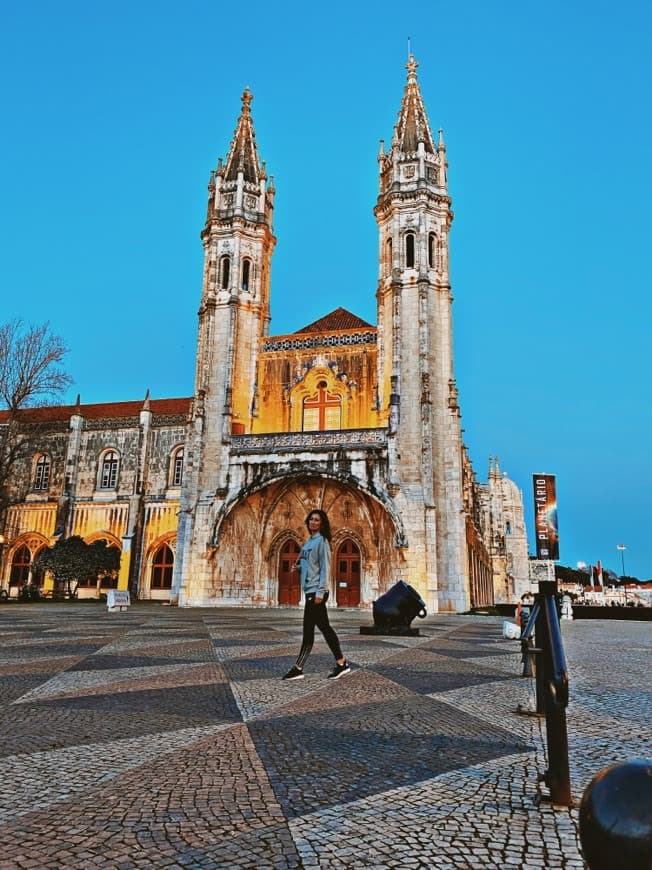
[{"left": 0, "top": 604, "right": 649, "bottom": 868}]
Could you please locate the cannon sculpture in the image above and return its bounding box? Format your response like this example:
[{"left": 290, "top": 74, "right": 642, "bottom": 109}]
[{"left": 360, "top": 580, "right": 427, "bottom": 636}]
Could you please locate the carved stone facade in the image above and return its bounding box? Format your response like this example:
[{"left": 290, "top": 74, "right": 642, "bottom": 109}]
[
  {"left": 172, "top": 55, "right": 528, "bottom": 612},
  {"left": 0, "top": 56, "right": 529, "bottom": 609},
  {"left": 0, "top": 398, "right": 190, "bottom": 599}
]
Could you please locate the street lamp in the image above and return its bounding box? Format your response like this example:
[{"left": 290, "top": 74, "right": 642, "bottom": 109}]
[
  {"left": 576, "top": 561, "right": 587, "bottom": 602},
  {"left": 0, "top": 534, "right": 6, "bottom": 599},
  {"left": 617, "top": 544, "right": 627, "bottom": 603}
]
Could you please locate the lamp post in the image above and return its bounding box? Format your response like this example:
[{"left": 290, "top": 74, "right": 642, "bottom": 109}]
[
  {"left": 577, "top": 562, "right": 587, "bottom": 602},
  {"left": 617, "top": 544, "right": 627, "bottom": 604},
  {"left": 0, "top": 534, "right": 6, "bottom": 599}
]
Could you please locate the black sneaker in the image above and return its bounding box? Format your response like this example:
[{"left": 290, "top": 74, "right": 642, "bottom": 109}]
[
  {"left": 282, "top": 666, "right": 304, "bottom": 681},
  {"left": 327, "top": 660, "right": 351, "bottom": 680}
]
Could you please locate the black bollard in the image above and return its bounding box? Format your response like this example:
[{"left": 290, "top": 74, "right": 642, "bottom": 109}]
[{"left": 579, "top": 759, "right": 652, "bottom": 870}]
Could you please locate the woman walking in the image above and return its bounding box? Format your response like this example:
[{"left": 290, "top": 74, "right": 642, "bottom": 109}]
[{"left": 282, "top": 509, "right": 350, "bottom": 681}]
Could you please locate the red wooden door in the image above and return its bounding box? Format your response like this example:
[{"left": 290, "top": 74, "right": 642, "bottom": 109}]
[
  {"left": 336, "top": 539, "right": 360, "bottom": 607},
  {"left": 278, "top": 540, "right": 301, "bottom": 606}
]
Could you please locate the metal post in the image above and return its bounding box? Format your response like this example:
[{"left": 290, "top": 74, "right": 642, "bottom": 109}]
[
  {"left": 533, "top": 595, "right": 546, "bottom": 714},
  {"left": 539, "top": 580, "right": 573, "bottom": 806}
]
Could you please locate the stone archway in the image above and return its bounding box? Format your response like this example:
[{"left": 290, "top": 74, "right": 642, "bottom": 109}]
[
  {"left": 211, "top": 475, "right": 402, "bottom": 607},
  {"left": 5, "top": 533, "right": 49, "bottom": 596}
]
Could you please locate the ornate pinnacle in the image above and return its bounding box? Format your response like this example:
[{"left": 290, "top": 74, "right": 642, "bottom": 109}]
[{"left": 406, "top": 54, "right": 419, "bottom": 84}]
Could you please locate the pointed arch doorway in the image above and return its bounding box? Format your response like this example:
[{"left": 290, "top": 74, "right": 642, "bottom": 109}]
[
  {"left": 336, "top": 538, "right": 361, "bottom": 607},
  {"left": 278, "top": 539, "right": 301, "bottom": 605}
]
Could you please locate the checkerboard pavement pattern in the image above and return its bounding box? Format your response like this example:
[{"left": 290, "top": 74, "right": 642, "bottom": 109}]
[{"left": 0, "top": 604, "right": 649, "bottom": 868}]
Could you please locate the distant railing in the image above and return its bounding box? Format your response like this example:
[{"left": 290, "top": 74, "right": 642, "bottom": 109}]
[
  {"left": 520, "top": 580, "right": 573, "bottom": 807},
  {"left": 231, "top": 428, "right": 388, "bottom": 453}
]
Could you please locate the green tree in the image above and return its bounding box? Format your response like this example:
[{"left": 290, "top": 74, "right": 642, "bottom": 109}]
[
  {"left": 35, "top": 536, "right": 121, "bottom": 598},
  {"left": 555, "top": 565, "right": 590, "bottom": 586}
]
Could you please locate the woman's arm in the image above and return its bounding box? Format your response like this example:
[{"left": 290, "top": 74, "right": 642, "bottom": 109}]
[{"left": 315, "top": 538, "right": 331, "bottom": 601}]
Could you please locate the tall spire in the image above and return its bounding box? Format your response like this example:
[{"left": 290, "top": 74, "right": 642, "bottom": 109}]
[
  {"left": 393, "top": 54, "right": 435, "bottom": 154},
  {"left": 223, "top": 87, "right": 263, "bottom": 184}
]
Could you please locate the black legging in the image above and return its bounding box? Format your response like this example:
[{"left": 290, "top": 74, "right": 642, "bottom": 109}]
[{"left": 295, "top": 592, "right": 343, "bottom": 669}]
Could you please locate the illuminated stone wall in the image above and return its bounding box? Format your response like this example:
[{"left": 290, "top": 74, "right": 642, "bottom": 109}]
[
  {"left": 254, "top": 329, "right": 380, "bottom": 434},
  {"left": 0, "top": 400, "right": 189, "bottom": 599}
]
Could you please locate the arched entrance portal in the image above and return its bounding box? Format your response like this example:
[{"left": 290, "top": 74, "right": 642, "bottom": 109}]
[
  {"left": 278, "top": 539, "right": 301, "bottom": 605},
  {"left": 335, "top": 538, "right": 361, "bottom": 606},
  {"left": 209, "top": 475, "right": 402, "bottom": 607}
]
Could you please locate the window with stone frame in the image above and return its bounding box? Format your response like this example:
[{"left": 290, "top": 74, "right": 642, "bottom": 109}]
[
  {"left": 302, "top": 381, "right": 342, "bottom": 431},
  {"left": 405, "top": 232, "right": 415, "bottom": 268},
  {"left": 428, "top": 232, "right": 436, "bottom": 268},
  {"left": 220, "top": 255, "right": 231, "bottom": 289},
  {"left": 241, "top": 258, "right": 252, "bottom": 292},
  {"left": 170, "top": 446, "right": 184, "bottom": 487},
  {"left": 98, "top": 449, "right": 120, "bottom": 490},
  {"left": 33, "top": 454, "right": 51, "bottom": 491},
  {"left": 151, "top": 543, "right": 174, "bottom": 589}
]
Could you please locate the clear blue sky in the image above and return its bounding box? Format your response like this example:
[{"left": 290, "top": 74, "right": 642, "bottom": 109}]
[{"left": 2, "top": 1, "right": 650, "bottom": 578}]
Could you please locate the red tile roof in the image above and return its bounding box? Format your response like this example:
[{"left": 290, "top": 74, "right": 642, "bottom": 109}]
[
  {"left": 294, "top": 307, "right": 374, "bottom": 334},
  {"left": 0, "top": 397, "right": 193, "bottom": 424}
]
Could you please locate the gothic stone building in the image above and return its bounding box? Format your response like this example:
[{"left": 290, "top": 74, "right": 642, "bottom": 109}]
[{"left": 0, "top": 57, "right": 529, "bottom": 611}]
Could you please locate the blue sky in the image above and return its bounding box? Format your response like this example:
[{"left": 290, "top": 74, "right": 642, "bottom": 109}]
[{"left": 2, "top": 1, "right": 650, "bottom": 578}]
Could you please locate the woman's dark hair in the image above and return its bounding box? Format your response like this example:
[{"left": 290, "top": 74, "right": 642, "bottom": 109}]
[{"left": 305, "top": 509, "right": 331, "bottom": 542}]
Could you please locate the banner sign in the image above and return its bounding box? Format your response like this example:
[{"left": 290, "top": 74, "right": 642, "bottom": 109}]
[{"left": 533, "top": 474, "right": 559, "bottom": 560}]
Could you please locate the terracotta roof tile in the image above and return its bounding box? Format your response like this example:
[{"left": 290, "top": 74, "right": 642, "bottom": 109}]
[
  {"left": 294, "top": 307, "right": 374, "bottom": 334},
  {"left": 0, "top": 397, "right": 193, "bottom": 424}
]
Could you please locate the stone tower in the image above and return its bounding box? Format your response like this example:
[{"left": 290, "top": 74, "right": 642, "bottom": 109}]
[
  {"left": 487, "top": 457, "right": 531, "bottom": 604},
  {"left": 173, "top": 89, "right": 276, "bottom": 604},
  {"left": 374, "top": 55, "right": 468, "bottom": 611}
]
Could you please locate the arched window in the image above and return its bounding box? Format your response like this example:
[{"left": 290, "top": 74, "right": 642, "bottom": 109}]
[
  {"left": 151, "top": 544, "right": 174, "bottom": 589},
  {"left": 220, "top": 255, "right": 230, "bottom": 289},
  {"left": 428, "top": 232, "right": 436, "bottom": 268},
  {"left": 241, "top": 258, "right": 251, "bottom": 292},
  {"left": 302, "top": 382, "right": 342, "bottom": 431},
  {"left": 170, "top": 446, "right": 184, "bottom": 487},
  {"left": 405, "top": 232, "right": 415, "bottom": 268},
  {"left": 33, "top": 454, "right": 51, "bottom": 490},
  {"left": 10, "top": 546, "right": 31, "bottom": 587},
  {"left": 385, "top": 238, "right": 393, "bottom": 273},
  {"left": 99, "top": 450, "right": 120, "bottom": 489},
  {"left": 506, "top": 521, "right": 512, "bottom": 536}
]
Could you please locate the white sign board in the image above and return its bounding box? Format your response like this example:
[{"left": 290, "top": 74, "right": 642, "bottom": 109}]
[{"left": 107, "top": 590, "right": 130, "bottom": 612}]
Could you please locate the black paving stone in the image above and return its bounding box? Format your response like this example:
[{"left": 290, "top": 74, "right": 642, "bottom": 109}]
[
  {"left": 249, "top": 695, "right": 530, "bottom": 818},
  {"left": 369, "top": 657, "right": 515, "bottom": 694},
  {"left": 69, "top": 652, "right": 211, "bottom": 671},
  {"left": 25, "top": 682, "right": 242, "bottom": 720},
  {"left": 0, "top": 674, "right": 49, "bottom": 703},
  {"left": 418, "top": 640, "right": 515, "bottom": 659},
  {"left": 0, "top": 642, "right": 107, "bottom": 661}
]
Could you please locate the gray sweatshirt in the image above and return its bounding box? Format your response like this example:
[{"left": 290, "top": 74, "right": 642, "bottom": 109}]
[{"left": 299, "top": 533, "right": 331, "bottom": 599}]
